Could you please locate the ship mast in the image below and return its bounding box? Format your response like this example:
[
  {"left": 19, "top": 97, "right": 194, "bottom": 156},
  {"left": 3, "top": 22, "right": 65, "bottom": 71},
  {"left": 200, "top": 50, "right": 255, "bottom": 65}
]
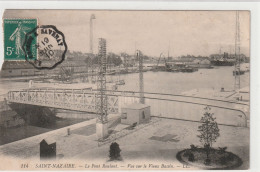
[{"left": 168, "top": 41, "right": 170, "bottom": 61}]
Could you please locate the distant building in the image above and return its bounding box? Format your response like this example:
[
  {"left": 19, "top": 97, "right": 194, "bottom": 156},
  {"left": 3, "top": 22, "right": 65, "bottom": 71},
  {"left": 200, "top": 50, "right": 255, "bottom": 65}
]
[
  {"left": 0, "top": 56, "right": 91, "bottom": 78},
  {"left": 1, "top": 61, "right": 45, "bottom": 77}
]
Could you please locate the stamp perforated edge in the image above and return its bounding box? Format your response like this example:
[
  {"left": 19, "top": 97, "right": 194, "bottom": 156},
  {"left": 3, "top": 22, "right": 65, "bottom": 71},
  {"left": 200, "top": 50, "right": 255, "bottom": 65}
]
[{"left": 2, "top": 18, "right": 38, "bottom": 62}]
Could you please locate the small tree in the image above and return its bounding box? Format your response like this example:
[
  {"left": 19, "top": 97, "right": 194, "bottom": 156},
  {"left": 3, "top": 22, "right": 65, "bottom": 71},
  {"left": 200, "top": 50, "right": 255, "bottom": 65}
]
[
  {"left": 197, "top": 106, "right": 220, "bottom": 165},
  {"left": 109, "top": 142, "right": 122, "bottom": 161}
]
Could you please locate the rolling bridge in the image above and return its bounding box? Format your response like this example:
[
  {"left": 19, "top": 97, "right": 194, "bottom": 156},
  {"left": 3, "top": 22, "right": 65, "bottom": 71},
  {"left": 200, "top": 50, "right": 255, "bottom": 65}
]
[
  {"left": 7, "top": 88, "right": 249, "bottom": 127},
  {"left": 7, "top": 88, "right": 119, "bottom": 114}
]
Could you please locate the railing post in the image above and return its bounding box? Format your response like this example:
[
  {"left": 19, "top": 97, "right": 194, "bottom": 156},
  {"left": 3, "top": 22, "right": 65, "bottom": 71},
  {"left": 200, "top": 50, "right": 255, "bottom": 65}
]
[
  {"left": 18, "top": 91, "right": 20, "bottom": 102},
  {"left": 35, "top": 90, "right": 37, "bottom": 103},
  {"left": 44, "top": 90, "right": 46, "bottom": 105},
  {"left": 27, "top": 90, "right": 29, "bottom": 102},
  {"left": 63, "top": 91, "right": 65, "bottom": 105},
  {"left": 53, "top": 89, "right": 55, "bottom": 105},
  {"left": 83, "top": 91, "right": 85, "bottom": 105},
  {"left": 94, "top": 92, "right": 96, "bottom": 111},
  {"left": 72, "top": 89, "right": 74, "bottom": 103},
  {"left": 245, "top": 116, "right": 247, "bottom": 128}
]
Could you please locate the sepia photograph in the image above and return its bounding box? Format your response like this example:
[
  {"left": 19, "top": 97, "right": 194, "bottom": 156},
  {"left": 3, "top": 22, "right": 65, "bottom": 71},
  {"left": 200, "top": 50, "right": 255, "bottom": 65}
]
[{"left": 0, "top": 9, "right": 250, "bottom": 170}]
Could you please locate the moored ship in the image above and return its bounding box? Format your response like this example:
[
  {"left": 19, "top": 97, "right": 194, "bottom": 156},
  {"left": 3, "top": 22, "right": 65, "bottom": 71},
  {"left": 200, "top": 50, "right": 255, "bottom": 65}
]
[
  {"left": 210, "top": 52, "right": 235, "bottom": 66},
  {"left": 210, "top": 59, "right": 235, "bottom": 66}
]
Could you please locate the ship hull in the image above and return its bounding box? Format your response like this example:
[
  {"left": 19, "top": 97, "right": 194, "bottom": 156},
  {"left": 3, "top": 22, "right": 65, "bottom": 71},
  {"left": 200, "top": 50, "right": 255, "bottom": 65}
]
[
  {"left": 233, "top": 70, "right": 245, "bottom": 76},
  {"left": 210, "top": 60, "right": 235, "bottom": 66}
]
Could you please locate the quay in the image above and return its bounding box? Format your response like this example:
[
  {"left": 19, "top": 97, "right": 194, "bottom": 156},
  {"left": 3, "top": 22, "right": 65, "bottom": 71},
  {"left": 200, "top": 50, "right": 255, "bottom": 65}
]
[{"left": 0, "top": 116, "right": 249, "bottom": 170}]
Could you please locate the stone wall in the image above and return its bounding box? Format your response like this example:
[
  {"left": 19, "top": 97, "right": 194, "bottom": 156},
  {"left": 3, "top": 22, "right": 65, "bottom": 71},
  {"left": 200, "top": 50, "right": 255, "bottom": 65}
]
[{"left": 0, "top": 100, "right": 25, "bottom": 128}]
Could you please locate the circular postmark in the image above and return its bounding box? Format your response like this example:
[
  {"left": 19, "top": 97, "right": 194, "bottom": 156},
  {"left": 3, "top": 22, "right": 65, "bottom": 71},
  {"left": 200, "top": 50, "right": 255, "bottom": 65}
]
[{"left": 22, "top": 25, "right": 67, "bottom": 70}]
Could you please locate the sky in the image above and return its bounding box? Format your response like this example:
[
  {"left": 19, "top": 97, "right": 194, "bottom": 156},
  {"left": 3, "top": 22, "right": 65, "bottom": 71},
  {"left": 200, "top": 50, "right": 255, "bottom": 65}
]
[{"left": 4, "top": 10, "right": 250, "bottom": 57}]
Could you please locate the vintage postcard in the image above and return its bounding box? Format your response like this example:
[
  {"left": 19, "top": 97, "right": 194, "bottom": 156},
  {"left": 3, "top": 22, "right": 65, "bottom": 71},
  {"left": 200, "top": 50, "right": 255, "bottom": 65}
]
[{"left": 0, "top": 10, "right": 250, "bottom": 170}]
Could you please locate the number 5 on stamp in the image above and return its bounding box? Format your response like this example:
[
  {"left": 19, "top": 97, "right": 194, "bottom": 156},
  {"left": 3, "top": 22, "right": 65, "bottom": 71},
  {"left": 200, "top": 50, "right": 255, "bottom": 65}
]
[{"left": 4, "top": 19, "right": 37, "bottom": 61}]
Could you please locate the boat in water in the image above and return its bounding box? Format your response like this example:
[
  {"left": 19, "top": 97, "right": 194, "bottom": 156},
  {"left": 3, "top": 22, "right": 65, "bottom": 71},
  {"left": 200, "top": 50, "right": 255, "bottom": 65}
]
[
  {"left": 115, "top": 67, "right": 125, "bottom": 85},
  {"left": 116, "top": 80, "right": 125, "bottom": 85},
  {"left": 169, "top": 63, "right": 198, "bottom": 73},
  {"left": 179, "top": 66, "right": 198, "bottom": 73},
  {"left": 233, "top": 70, "right": 245, "bottom": 76},
  {"left": 105, "top": 70, "right": 116, "bottom": 75},
  {"left": 211, "top": 60, "right": 235, "bottom": 66},
  {"left": 151, "top": 65, "right": 166, "bottom": 72},
  {"left": 210, "top": 52, "right": 235, "bottom": 66}
]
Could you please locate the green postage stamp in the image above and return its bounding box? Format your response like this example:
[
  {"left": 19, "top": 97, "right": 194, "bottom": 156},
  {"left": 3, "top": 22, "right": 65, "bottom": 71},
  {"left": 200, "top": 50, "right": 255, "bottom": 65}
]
[{"left": 4, "top": 19, "right": 37, "bottom": 61}]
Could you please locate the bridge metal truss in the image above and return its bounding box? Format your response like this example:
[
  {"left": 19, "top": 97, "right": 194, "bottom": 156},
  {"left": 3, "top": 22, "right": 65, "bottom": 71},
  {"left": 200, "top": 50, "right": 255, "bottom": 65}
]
[
  {"left": 7, "top": 88, "right": 119, "bottom": 113},
  {"left": 7, "top": 88, "right": 248, "bottom": 127}
]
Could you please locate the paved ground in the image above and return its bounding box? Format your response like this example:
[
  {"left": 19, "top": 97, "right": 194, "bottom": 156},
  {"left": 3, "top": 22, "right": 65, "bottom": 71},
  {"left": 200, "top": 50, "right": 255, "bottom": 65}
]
[
  {"left": 0, "top": 114, "right": 120, "bottom": 159},
  {"left": 0, "top": 116, "right": 249, "bottom": 170},
  {"left": 74, "top": 118, "right": 249, "bottom": 170}
]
